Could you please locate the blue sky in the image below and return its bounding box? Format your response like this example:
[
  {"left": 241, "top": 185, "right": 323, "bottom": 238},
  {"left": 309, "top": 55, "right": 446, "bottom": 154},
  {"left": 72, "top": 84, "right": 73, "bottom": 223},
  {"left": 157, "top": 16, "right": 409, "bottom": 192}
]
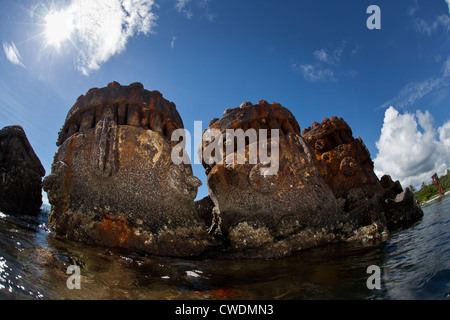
[{"left": 1, "top": 0, "right": 450, "bottom": 202}]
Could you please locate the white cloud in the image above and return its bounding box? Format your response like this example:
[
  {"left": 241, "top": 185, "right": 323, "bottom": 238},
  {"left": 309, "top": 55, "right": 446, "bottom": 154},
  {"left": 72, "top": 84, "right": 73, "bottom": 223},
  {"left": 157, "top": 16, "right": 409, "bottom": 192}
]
[
  {"left": 48, "top": 0, "right": 157, "bottom": 76},
  {"left": 175, "top": 0, "right": 215, "bottom": 21},
  {"left": 379, "top": 78, "right": 444, "bottom": 110},
  {"left": 2, "top": 41, "right": 25, "bottom": 68},
  {"left": 411, "top": 1, "right": 450, "bottom": 35},
  {"left": 407, "top": 1, "right": 419, "bottom": 17},
  {"left": 198, "top": 0, "right": 216, "bottom": 22},
  {"left": 171, "top": 36, "right": 177, "bottom": 48},
  {"left": 294, "top": 64, "right": 334, "bottom": 82},
  {"left": 438, "top": 120, "right": 450, "bottom": 148},
  {"left": 350, "top": 44, "right": 362, "bottom": 56},
  {"left": 414, "top": 15, "right": 450, "bottom": 36},
  {"left": 444, "top": 56, "right": 450, "bottom": 77},
  {"left": 313, "top": 49, "right": 328, "bottom": 62},
  {"left": 295, "top": 41, "right": 357, "bottom": 82},
  {"left": 175, "top": 0, "right": 190, "bottom": 11},
  {"left": 313, "top": 45, "right": 344, "bottom": 65},
  {"left": 374, "top": 106, "right": 450, "bottom": 187},
  {"left": 379, "top": 56, "right": 450, "bottom": 110},
  {"left": 175, "top": 0, "right": 193, "bottom": 19}
]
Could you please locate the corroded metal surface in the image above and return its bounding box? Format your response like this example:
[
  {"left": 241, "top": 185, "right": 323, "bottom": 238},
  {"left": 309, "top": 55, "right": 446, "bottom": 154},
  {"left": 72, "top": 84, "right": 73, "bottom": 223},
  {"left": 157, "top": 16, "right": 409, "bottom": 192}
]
[
  {"left": 201, "top": 101, "right": 343, "bottom": 258},
  {"left": 44, "top": 82, "right": 215, "bottom": 257},
  {"left": 432, "top": 173, "right": 445, "bottom": 195},
  {"left": 302, "top": 117, "right": 382, "bottom": 200},
  {"left": 42, "top": 82, "right": 424, "bottom": 259},
  {"left": 56, "top": 81, "right": 183, "bottom": 147},
  {"left": 303, "top": 117, "right": 423, "bottom": 232},
  {"left": 200, "top": 106, "right": 424, "bottom": 258}
]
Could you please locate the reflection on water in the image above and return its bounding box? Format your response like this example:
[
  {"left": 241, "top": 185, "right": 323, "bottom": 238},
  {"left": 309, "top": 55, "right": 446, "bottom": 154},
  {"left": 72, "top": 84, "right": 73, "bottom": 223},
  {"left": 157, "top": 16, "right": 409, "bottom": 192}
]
[
  {"left": 379, "top": 195, "right": 450, "bottom": 300},
  {"left": 0, "top": 194, "right": 449, "bottom": 300}
]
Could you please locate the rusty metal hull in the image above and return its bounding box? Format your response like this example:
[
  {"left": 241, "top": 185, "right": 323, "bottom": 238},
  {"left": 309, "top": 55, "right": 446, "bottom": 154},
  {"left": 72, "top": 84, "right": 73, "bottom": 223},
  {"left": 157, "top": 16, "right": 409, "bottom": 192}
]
[{"left": 44, "top": 82, "right": 215, "bottom": 257}]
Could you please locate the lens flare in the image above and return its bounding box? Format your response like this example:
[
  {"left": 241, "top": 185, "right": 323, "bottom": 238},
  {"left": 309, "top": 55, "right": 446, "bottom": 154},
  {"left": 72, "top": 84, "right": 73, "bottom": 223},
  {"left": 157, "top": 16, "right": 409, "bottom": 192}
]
[{"left": 44, "top": 9, "right": 74, "bottom": 48}]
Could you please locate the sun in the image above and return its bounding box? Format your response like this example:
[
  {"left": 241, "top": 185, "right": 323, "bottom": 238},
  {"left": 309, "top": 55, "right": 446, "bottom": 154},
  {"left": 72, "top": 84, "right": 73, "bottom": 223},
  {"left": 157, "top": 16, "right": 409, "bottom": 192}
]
[{"left": 44, "top": 9, "right": 74, "bottom": 48}]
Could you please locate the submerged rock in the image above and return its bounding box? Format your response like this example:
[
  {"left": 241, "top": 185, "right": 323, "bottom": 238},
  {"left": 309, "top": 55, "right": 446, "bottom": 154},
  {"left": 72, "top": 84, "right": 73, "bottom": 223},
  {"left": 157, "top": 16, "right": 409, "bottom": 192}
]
[
  {"left": 0, "top": 125, "right": 45, "bottom": 216},
  {"left": 43, "top": 82, "right": 215, "bottom": 257}
]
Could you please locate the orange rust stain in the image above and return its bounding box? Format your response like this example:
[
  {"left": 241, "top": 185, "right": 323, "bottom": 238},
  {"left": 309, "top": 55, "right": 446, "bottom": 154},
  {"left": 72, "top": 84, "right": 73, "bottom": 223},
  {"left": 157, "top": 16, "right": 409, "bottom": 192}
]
[
  {"left": 62, "top": 137, "right": 75, "bottom": 194},
  {"left": 210, "top": 123, "right": 221, "bottom": 130},
  {"left": 209, "top": 288, "right": 242, "bottom": 298},
  {"left": 259, "top": 104, "right": 268, "bottom": 117},
  {"left": 118, "top": 132, "right": 148, "bottom": 168},
  {"left": 233, "top": 120, "right": 239, "bottom": 130},
  {"left": 193, "top": 288, "right": 242, "bottom": 298},
  {"left": 97, "top": 214, "right": 132, "bottom": 245},
  {"left": 64, "top": 137, "right": 75, "bottom": 166}
]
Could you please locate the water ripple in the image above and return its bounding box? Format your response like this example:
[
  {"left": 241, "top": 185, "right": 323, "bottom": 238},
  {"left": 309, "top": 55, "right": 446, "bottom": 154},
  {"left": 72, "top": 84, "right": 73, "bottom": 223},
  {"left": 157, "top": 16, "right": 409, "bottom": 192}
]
[{"left": 0, "top": 194, "right": 449, "bottom": 299}]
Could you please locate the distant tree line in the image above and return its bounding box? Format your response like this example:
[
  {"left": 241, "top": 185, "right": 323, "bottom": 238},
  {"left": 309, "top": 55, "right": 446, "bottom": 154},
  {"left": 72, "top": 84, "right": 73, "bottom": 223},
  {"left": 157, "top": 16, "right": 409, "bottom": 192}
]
[{"left": 410, "top": 170, "right": 450, "bottom": 204}]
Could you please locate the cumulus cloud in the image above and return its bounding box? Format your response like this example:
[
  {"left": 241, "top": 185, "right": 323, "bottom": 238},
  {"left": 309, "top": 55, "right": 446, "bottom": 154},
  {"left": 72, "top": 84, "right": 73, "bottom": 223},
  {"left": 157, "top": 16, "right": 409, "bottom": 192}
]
[
  {"left": 439, "top": 121, "right": 450, "bottom": 141},
  {"left": 48, "top": 0, "right": 157, "bottom": 75},
  {"left": 2, "top": 41, "right": 25, "bottom": 68},
  {"left": 374, "top": 106, "right": 450, "bottom": 187}
]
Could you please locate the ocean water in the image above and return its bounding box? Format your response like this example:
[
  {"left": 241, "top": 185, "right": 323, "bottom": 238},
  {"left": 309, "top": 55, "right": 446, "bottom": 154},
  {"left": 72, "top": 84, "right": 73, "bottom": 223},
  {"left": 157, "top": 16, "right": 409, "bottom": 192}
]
[{"left": 0, "top": 194, "right": 449, "bottom": 300}]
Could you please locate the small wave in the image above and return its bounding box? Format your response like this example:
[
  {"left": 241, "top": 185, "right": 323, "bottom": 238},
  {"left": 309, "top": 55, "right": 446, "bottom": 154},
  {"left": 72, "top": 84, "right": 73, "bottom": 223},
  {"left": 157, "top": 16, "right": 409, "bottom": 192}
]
[{"left": 415, "top": 269, "right": 450, "bottom": 300}]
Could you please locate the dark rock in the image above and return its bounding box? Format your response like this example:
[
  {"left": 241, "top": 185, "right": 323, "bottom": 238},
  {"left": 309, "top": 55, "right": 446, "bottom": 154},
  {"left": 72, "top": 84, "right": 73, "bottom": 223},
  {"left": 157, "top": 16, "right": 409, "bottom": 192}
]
[
  {"left": 43, "top": 82, "right": 216, "bottom": 258},
  {"left": 303, "top": 117, "right": 423, "bottom": 235},
  {"left": 194, "top": 195, "right": 215, "bottom": 228},
  {"left": 381, "top": 176, "right": 423, "bottom": 230},
  {"left": 380, "top": 174, "right": 403, "bottom": 200},
  {"left": 200, "top": 101, "right": 343, "bottom": 258},
  {"left": 303, "top": 117, "right": 382, "bottom": 202},
  {"left": 200, "top": 107, "right": 424, "bottom": 258},
  {"left": 0, "top": 125, "right": 45, "bottom": 216},
  {"left": 42, "top": 82, "right": 424, "bottom": 259}
]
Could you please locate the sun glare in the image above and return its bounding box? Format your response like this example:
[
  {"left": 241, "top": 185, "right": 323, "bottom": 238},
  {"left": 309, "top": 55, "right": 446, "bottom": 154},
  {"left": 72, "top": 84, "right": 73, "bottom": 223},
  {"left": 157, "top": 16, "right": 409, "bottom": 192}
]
[{"left": 45, "top": 10, "right": 74, "bottom": 48}]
